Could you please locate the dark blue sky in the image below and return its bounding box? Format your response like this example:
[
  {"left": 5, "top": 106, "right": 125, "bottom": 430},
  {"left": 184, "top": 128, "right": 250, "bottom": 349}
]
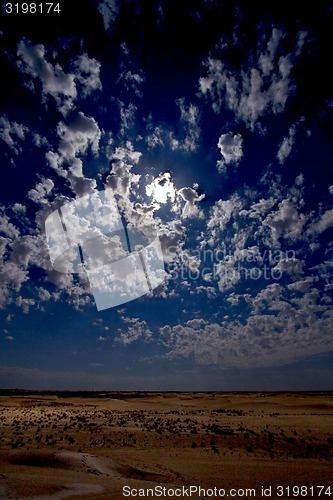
[{"left": 0, "top": 0, "right": 332, "bottom": 390}]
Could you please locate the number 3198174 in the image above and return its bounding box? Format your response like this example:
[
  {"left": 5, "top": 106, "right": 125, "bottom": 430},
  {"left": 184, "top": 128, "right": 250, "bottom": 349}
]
[{"left": 5, "top": 3, "right": 61, "bottom": 14}]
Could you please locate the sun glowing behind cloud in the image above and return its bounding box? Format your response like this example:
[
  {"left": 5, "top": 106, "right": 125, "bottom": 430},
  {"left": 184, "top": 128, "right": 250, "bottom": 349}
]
[{"left": 145, "top": 172, "right": 176, "bottom": 204}]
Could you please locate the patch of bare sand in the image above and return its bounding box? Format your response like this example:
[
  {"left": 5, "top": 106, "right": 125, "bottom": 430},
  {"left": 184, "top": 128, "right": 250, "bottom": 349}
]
[
  {"left": 0, "top": 451, "right": 174, "bottom": 499},
  {"left": 55, "top": 452, "right": 172, "bottom": 482},
  {"left": 17, "top": 483, "right": 104, "bottom": 500}
]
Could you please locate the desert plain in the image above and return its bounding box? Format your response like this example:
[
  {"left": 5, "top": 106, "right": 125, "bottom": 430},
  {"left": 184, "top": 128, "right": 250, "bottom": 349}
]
[{"left": 0, "top": 391, "right": 332, "bottom": 499}]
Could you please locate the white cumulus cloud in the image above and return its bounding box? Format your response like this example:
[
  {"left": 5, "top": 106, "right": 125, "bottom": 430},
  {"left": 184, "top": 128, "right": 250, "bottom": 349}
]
[
  {"left": 217, "top": 132, "right": 243, "bottom": 172},
  {"left": 17, "top": 39, "right": 77, "bottom": 116}
]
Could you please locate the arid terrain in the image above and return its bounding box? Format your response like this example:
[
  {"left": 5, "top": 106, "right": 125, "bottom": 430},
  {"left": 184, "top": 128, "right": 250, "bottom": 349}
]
[{"left": 0, "top": 392, "right": 332, "bottom": 499}]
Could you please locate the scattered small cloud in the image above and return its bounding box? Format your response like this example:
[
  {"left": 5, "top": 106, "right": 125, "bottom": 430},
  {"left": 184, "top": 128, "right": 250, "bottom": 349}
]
[
  {"left": 173, "top": 98, "right": 200, "bottom": 152},
  {"left": 115, "top": 318, "right": 152, "bottom": 345},
  {"left": 17, "top": 38, "right": 77, "bottom": 116},
  {"left": 199, "top": 26, "right": 305, "bottom": 129},
  {"left": 308, "top": 208, "right": 333, "bottom": 235},
  {"left": 98, "top": 0, "right": 121, "bottom": 31},
  {"left": 0, "top": 115, "right": 29, "bottom": 154},
  {"left": 177, "top": 186, "right": 205, "bottom": 219},
  {"left": 27, "top": 178, "right": 54, "bottom": 205},
  {"left": 74, "top": 53, "right": 102, "bottom": 97},
  {"left": 217, "top": 132, "right": 243, "bottom": 172},
  {"left": 277, "top": 124, "right": 297, "bottom": 164}
]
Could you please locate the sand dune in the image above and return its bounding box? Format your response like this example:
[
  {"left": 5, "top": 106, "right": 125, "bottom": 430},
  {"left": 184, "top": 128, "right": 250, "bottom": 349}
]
[
  {"left": 22, "top": 483, "right": 104, "bottom": 500},
  {"left": 1, "top": 451, "right": 174, "bottom": 499},
  {"left": 56, "top": 451, "right": 172, "bottom": 482}
]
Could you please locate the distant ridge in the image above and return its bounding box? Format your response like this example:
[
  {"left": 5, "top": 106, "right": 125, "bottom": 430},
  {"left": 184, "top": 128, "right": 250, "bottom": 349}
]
[{"left": 0, "top": 389, "right": 332, "bottom": 398}]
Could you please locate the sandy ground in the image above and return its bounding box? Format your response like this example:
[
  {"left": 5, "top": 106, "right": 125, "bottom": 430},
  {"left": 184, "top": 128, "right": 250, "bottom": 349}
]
[{"left": 0, "top": 392, "right": 332, "bottom": 499}]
